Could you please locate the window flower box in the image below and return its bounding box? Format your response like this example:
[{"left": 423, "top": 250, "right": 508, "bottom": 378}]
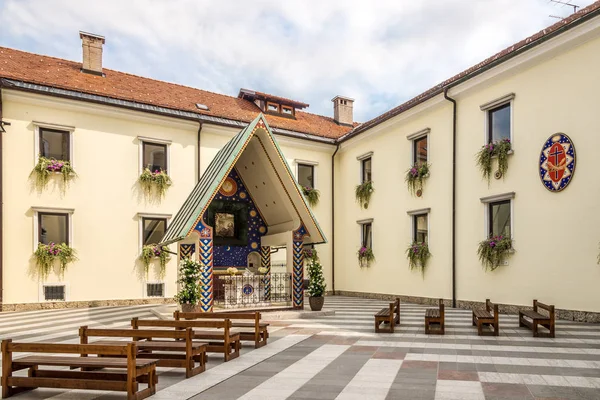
[
  {"left": 476, "top": 138, "right": 512, "bottom": 183},
  {"left": 30, "top": 157, "right": 76, "bottom": 191},
  {"left": 477, "top": 235, "right": 513, "bottom": 271},
  {"left": 357, "top": 246, "right": 375, "bottom": 268},
  {"left": 138, "top": 168, "right": 172, "bottom": 199},
  {"left": 34, "top": 242, "right": 77, "bottom": 279},
  {"left": 405, "top": 163, "right": 431, "bottom": 196},
  {"left": 355, "top": 181, "right": 374, "bottom": 209},
  {"left": 301, "top": 186, "right": 320, "bottom": 207},
  {"left": 406, "top": 241, "right": 431, "bottom": 277},
  {"left": 140, "top": 244, "right": 170, "bottom": 278}
]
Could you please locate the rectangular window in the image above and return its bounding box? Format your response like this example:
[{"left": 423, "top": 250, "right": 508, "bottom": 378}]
[
  {"left": 142, "top": 217, "right": 167, "bottom": 245},
  {"left": 146, "top": 283, "right": 165, "bottom": 297},
  {"left": 40, "top": 128, "right": 70, "bottom": 161},
  {"left": 297, "top": 164, "right": 315, "bottom": 189},
  {"left": 413, "top": 136, "right": 428, "bottom": 165},
  {"left": 488, "top": 103, "right": 511, "bottom": 143},
  {"left": 413, "top": 214, "right": 428, "bottom": 243},
  {"left": 488, "top": 200, "right": 511, "bottom": 237},
  {"left": 44, "top": 285, "right": 66, "bottom": 301},
  {"left": 282, "top": 106, "right": 293, "bottom": 115},
  {"left": 38, "top": 213, "right": 69, "bottom": 245},
  {"left": 361, "top": 158, "right": 372, "bottom": 183},
  {"left": 142, "top": 142, "right": 168, "bottom": 173},
  {"left": 361, "top": 222, "right": 372, "bottom": 249},
  {"left": 267, "top": 102, "right": 280, "bottom": 113}
]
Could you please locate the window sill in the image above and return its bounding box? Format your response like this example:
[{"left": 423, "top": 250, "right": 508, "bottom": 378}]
[{"left": 490, "top": 149, "right": 513, "bottom": 159}]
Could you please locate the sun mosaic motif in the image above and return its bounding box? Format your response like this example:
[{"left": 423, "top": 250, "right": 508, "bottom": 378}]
[{"left": 539, "top": 133, "right": 576, "bottom": 192}]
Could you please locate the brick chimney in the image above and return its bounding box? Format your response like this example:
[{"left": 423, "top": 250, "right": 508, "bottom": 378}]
[
  {"left": 332, "top": 95, "right": 354, "bottom": 126},
  {"left": 79, "top": 31, "right": 105, "bottom": 76}
]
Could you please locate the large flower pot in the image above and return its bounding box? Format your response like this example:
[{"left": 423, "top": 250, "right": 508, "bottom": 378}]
[
  {"left": 309, "top": 296, "right": 324, "bottom": 311},
  {"left": 180, "top": 304, "right": 202, "bottom": 313}
]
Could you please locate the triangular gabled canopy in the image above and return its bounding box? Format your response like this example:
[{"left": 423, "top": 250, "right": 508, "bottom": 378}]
[{"left": 161, "top": 114, "right": 326, "bottom": 246}]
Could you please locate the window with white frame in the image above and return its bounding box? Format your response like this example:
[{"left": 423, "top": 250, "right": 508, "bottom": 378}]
[
  {"left": 139, "top": 214, "right": 170, "bottom": 247},
  {"left": 361, "top": 158, "right": 372, "bottom": 183},
  {"left": 359, "top": 221, "right": 373, "bottom": 249},
  {"left": 37, "top": 212, "right": 70, "bottom": 245},
  {"left": 413, "top": 136, "right": 428, "bottom": 165},
  {"left": 39, "top": 128, "right": 70, "bottom": 161},
  {"left": 481, "top": 192, "right": 514, "bottom": 239},
  {"left": 297, "top": 163, "right": 315, "bottom": 189},
  {"left": 413, "top": 213, "right": 428, "bottom": 243},
  {"left": 481, "top": 93, "right": 514, "bottom": 144},
  {"left": 142, "top": 142, "right": 168, "bottom": 173}
]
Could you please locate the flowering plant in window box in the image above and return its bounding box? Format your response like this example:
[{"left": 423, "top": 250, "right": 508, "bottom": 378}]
[
  {"left": 477, "top": 235, "right": 512, "bottom": 271},
  {"left": 357, "top": 246, "right": 375, "bottom": 267},
  {"left": 476, "top": 138, "right": 512, "bottom": 184},
  {"left": 406, "top": 242, "right": 431, "bottom": 277},
  {"left": 139, "top": 244, "right": 170, "bottom": 278},
  {"left": 138, "top": 167, "right": 172, "bottom": 199},
  {"left": 355, "top": 181, "right": 374, "bottom": 209},
  {"left": 33, "top": 242, "right": 77, "bottom": 279},
  {"left": 405, "top": 163, "right": 431, "bottom": 196},
  {"left": 30, "top": 157, "right": 76, "bottom": 191},
  {"left": 174, "top": 258, "right": 204, "bottom": 310},
  {"left": 301, "top": 186, "right": 320, "bottom": 207}
]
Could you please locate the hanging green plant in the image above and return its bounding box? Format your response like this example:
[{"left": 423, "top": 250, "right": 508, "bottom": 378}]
[
  {"left": 138, "top": 168, "right": 172, "bottom": 199},
  {"left": 139, "top": 244, "right": 170, "bottom": 278},
  {"left": 355, "top": 181, "right": 374, "bottom": 209},
  {"left": 29, "top": 157, "right": 76, "bottom": 191},
  {"left": 305, "top": 249, "right": 326, "bottom": 297},
  {"left": 174, "top": 258, "right": 204, "bottom": 306},
  {"left": 301, "top": 186, "right": 320, "bottom": 207},
  {"left": 475, "top": 138, "right": 512, "bottom": 184},
  {"left": 357, "top": 246, "right": 375, "bottom": 267},
  {"left": 477, "top": 235, "right": 512, "bottom": 271},
  {"left": 406, "top": 242, "right": 431, "bottom": 277},
  {"left": 33, "top": 242, "right": 77, "bottom": 279},
  {"left": 405, "top": 163, "right": 430, "bottom": 196}
]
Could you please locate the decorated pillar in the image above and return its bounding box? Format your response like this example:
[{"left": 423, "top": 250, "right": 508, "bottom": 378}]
[
  {"left": 261, "top": 246, "right": 271, "bottom": 300},
  {"left": 195, "top": 221, "right": 214, "bottom": 312},
  {"left": 178, "top": 243, "right": 196, "bottom": 262},
  {"left": 292, "top": 225, "right": 308, "bottom": 309}
]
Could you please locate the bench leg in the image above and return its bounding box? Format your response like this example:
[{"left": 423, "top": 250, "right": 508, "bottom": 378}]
[
  {"left": 472, "top": 313, "right": 476, "bottom": 327},
  {"left": 494, "top": 322, "right": 499, "bottom": 337},
  {"left": 533, "top": 322, "right": 539, "bottom": 337},
  {"left": 477, "top": 320, "right": 482, "bottom": 336},
  {"left": 2, "top": 341, "right": 13, "bottom": 399},
  {"left": 518, "top": 312, "right": 525, "bottom": 328},
  {"left": 424, "top": 319, "right": 429, "bottom": 334}
]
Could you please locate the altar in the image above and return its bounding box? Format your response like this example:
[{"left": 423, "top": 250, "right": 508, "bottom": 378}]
[{"left": 220, "top": 275, "right": 271, "bottom": 308}]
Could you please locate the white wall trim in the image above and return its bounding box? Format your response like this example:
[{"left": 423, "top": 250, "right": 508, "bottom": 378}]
[
  {"left": 39, "top": 282, "right": 69, "bottom": 302},
  {"left": 482, "top": 97, "right": 515, "bottom": 147},
  {"left": 480, "top": 192, "right": 516, "bottom": 203},
  {"left": 137, "top": 212, "right": 172, "bottom": 219},
  {"left": 294, "top": 160, "right": 318, "bottom": 190},
  {"left": 137, "top": 135, "right": 172, "bottom": 145},
  {"left": 356, "top": 218, "right": 373, "bottom": 225},
  {"left": 31, "top": 206, "right": 75, "bottom": 214},
  {"left": 32, "top": 121, "right": 76, "bottom": 131},
  {"left": 406, "top": 207, "right": 431, "bottom": 216},
  {"left": 406, "top": 128, "right": 430, "bottom": 141},
  {"left": 138, "top": 213, "right": 172, "bottom": 248},
  {"left": 410, "top": 212, "right": 430, "bottom": 244},
  {"left": 480, "top": 93, "right": 516, "bottom": 111},
  {"left": 138, "top": 137, "right": 171, "bottom": 174},
  {"left": 294, "top": 158, "right": 319, "bottom": 166},
  {"left": 356, "top": 151, "right": 373, "bottom": 161},
  {"left": 483, "top": 198, "right": 515, "bottom": 243}
]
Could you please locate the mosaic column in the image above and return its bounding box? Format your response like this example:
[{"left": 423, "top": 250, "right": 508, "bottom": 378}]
[
  {"left": 178, "top": 243, "right": 196, "bottom": 261},
  {"left": 292, "top": 225, "right": 308, "bottom": 309},
  {"left": 195, "top": 221, "right": 214, "bottom": 312},
  {"left": 261, "top": 246, "right": 271, "bottom": 301}
]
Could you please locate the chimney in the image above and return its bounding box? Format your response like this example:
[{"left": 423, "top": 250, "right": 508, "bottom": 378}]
[
  {"left": 79, "top": 31, "right": 105, "bottom": 76},
  {"left": 332, "top": 95, "right": 354, "bottom": 126}
]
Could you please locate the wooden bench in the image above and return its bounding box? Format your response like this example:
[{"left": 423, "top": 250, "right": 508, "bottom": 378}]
[
  {"left": 131, "top": 318, "right": 240, "bottom": 361},
  {"left": 425, "top": 299, "right": 445, "bottom": 335},
  {"left": 519, "top": 299, "right": 555, "bottom": 338},
  {"left": 374, "top": 298, "right": 400, "bottom": 333},
  {"left": 472, "top": 299, "right": 499, "bottom": 336},
  {"left": 1, "top": 339, "right": 157, "bottom": 400},
  {"left": 173, "top": 310, "right": 269, "bottom": 348},
  {"left": 79, "top": 326, "right": 207, "bottom": 378}
]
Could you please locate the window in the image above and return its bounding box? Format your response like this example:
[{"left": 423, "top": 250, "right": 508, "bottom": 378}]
[
  {"left": 142, "top": 142, "right": 167, "bottom": 173},
  {"left": 361, "top": 222, "right": 372, "bottom": 249},
  {"left": 488, "top": 200, "right": 511, "bottom": 237},
  {"left": 142, "top": 217, "right": 167, "bottom": 245},
  {"left": 282, "top": 106, "right": 293, "bottom": 115},
  {"left": 44, "top": 285, "right": 66, "bottom": 301},
  {"left": 488, "top": 103, "right": 511, "bottom": 143},
  {"left": 38, "top": 212, "right": 69, "bottom": 245},
  {"left": 361, "top": 158, "right": 372, "bottom": 183},
  {"left": 267, "top": 102, "right": 280, "bottom": 113},
  {"left": 413, "top": 214, "right": 428, "bottom": 243},
  {"left": 413, "top": 136, "right": 428, "bottom": 165},
  {"left": 40, "top": 128, "right": 70, "bottom": 161},
  {"left": 146, "top": 283, "right": 165, "bottom": 297},
  {"left": 297, "top": 164, "right": 315, "bottom": 189}
]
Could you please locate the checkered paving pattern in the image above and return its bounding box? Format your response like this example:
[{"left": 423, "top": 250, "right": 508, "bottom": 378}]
[{"left": 2, "top": 297, "right": 600, "bottom": 399}]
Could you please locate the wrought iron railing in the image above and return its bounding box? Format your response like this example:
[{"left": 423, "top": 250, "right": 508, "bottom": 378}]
[{"left": 213, "top": 272, "right": 292, "bottom": 308}]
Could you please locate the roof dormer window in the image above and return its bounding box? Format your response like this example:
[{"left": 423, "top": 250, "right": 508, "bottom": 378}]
[
  {"left": 282, "top": 106, "right": 294, "bottom": 116},
  {"left": 238, "top": 88, "right": 309, "bottom": 121},
  {"left": 267, "top": 102, "right": 280, "bottom": 113}
]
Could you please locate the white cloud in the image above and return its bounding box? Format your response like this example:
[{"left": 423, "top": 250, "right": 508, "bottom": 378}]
[{"left": 0, "top": 0, "right": 595, "bottom": 121}]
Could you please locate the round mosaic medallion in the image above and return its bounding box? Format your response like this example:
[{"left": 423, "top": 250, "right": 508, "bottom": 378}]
[
  {"left": 251, "top": 242, "right": 258, "bottom": 249},
  {"left": 219, "top": 177, "right": 237, "bottom": 196},
  {"left": 259, "top": 226, "right": 267, "bottom": 234},
  {"left": 242, "top": 284, "right": 254, "bottom": 296},
  {"left": 539, "top": 133, "right": 576, "bottom": 192},
  {"left": 250, "top": 209, "right": 257, "bottom": 217},
  {"left": 239, "top": 192, "right": 247, "bottom": 199}
]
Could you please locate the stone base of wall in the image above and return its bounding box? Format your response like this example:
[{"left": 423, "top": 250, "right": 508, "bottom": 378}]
[
  {"left": 0, "top": 297, "right": 175, "bottom": 312},
  {"left": 334, "top": 290, "right": 600, "bottom": 323}
]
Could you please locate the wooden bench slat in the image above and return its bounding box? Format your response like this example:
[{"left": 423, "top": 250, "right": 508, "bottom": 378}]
[
  {"left": 425, "top": 299, "right": 445, "bottom": 335},
  {"left": 520, "top": 310, "right": 548, "bottom": 320},
  {"left": 91, "top": 340, "right": 207, "bottom": 351},
  {"left": 13, "top": 356, "right": 157, "bottom": 369},
  {"left": 519, "top": 300, "right": 555, "bottom": 338},
  {"left": 7, "top": 376, "right": 128, "bottom": 392}
]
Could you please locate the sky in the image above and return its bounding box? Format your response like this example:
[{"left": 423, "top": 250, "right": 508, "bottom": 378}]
[{"left": 0, "top": 0, "right": 595, "bottom": 122}]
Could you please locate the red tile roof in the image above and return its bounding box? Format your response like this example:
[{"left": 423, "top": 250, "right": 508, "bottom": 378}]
[
  {"left": 0, "top": 47, "right": 351, "bottom": 140},
  {"left": 346, "top": 0, "right": 600, "bottom": 140}
]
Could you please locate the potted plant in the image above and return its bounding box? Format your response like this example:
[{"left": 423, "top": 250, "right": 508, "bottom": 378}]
[
  {"left": 357, "top": 246, "right": 375, "bottom": 268},
  {"left": 301, "top": 186, "right": 320, "bottom": 207},
  {"left": 139, "top": 244, "right": 170, "bottom": 278},
  {"left": 30, "top": 156, "right": 76, "bottom": 191},
  {"left": 477, "top": 235, "right": 513, "bottom": 271},
  {"left": 174, "top": 257, "right": 204, "bottom": 312},
  {"left": 405, "top": 163, "right": 430, "bottom": 196},
  {"left": 33, "top": 242, "right": 77, "bottom": 279},
  {"left": 305, "top": 249, "right": 326, "bottom": 311},
  {"left": 138, "top": 167, "right": 172, "bottom": 199},
  {"left": 355, "top": 181, "right": 374, "bottom": 209},
  {"left": 476, "top": 138, "right": 512, "bottom": 183},
  {"left": 406, "top": 241, "right": 431, "bottom": 277}
]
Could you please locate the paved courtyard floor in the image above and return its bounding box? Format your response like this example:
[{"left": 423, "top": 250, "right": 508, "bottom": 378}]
[{"left": 2, "top": 296, "right": 600, "bottom": 399}]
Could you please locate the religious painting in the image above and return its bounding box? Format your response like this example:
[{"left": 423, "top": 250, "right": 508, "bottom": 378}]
[
  {"left": 215, "top": 213, "right": 235, "bottom": 237},
  {"left": 539, "top": 133, "right": 576, "bottom": 192}
]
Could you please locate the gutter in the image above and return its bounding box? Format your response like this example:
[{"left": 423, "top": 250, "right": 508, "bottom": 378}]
[
  {"left": 197, "top": 122, "right": 203, "bottom": 181},
  {"left": 443, "top": 88, "right": 457, "bottom": 309},
  {"left": 330, "top": 143, "right": 340, "bottom": 294},
  {"left": 0, "top": 87, "right": 4, "bottom": 310}
]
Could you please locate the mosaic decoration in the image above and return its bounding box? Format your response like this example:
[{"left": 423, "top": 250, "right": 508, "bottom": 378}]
[
  {"left": 194, "top": 220, "right": 214, "bottom": 312},
  {"left": 293, "top": 224, "right": 308, "bottom": 309},
  {"left": 205, "top": 168, "right": 268, "bottom": 269},
  {"left": 539, "top": 133, "right": 576, "bottom": 192},
  {"left": 261, "top": 246, "right": 271, "bottom": 300},
  {"left": 179, "top": 243, "right": 195, "bottom": 259},
  {"left": 242, "top": 284, "right": 254, "bottom": 296}
]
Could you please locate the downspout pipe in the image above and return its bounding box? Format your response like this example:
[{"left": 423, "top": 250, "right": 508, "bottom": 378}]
[
  {"left": 443, "top": 87, "right": 457, "bottom": 308},
  {"left": 331, "top": 143, "right": 340, "bottom": 294},
  {"left": 0, "top": 87, "right": 4, "bottom": 310},
  {"left": 197, "top": 122, "right": 203, "bottom": 182}
]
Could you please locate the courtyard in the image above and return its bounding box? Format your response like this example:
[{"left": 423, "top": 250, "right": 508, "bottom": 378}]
[{"left": 1, "top": 296, "right": 600, "bottom": 399}]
